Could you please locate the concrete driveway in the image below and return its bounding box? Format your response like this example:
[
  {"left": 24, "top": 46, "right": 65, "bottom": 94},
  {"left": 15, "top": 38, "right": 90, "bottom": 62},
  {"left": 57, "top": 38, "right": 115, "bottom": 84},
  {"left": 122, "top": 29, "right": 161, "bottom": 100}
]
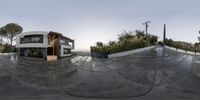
[{"left": 0, "top": 46, "right": 200, "bottom": 100}]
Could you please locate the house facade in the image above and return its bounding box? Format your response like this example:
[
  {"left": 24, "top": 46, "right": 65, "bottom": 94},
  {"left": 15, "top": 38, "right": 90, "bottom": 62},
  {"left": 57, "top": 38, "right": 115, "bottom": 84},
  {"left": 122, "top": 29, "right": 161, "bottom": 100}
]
[{"left": 16, "top": 31, "right": 74, "bottom": 59}]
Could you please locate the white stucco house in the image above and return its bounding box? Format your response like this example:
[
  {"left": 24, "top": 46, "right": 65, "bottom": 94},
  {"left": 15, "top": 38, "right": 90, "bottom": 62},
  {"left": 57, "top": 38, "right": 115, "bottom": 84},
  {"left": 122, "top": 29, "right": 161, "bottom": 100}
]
[{"left": 16, "top": 31, "right": 74, "bottom": 59}]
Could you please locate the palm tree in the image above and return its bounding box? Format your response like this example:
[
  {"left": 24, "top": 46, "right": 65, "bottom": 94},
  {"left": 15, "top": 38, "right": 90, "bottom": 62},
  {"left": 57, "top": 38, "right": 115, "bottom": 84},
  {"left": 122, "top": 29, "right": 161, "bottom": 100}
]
[{"left": 3, "top": 23, "right": 23, "bottom": 46}]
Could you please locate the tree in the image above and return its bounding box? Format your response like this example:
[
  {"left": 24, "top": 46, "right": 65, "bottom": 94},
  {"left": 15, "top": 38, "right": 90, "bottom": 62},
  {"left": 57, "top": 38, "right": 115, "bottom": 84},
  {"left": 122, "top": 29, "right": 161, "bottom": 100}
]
[
  {"left": 2, "top": 23, "right": 23, "bottom": 46},
  {"left": 165, "top": 38, "right": 173, "bottom": 46},
  {"left": 108, "top": 41, "right": 115, "bottom": 46},
  {"left": 0, "top": 27, "right": 6, "bottom": 45},
  {"left": 118, "top": 30, "right": 133, "bottom": 41},
  {"left": 0, "top": 28, "right": 3, "bottom": 45},
  {"left": 96, "top": 42, "right": 103, "bottom": 47},
  {"left": 135, "top": 30, "right": 145, "bottom": 38},
  {"left": 149, "top": 35, "right": 158, "bottom": 44}
]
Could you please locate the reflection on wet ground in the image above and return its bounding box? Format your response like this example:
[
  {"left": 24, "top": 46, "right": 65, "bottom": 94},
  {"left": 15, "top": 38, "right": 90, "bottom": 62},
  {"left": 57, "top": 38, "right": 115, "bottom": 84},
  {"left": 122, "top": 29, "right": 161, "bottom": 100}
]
[{"left": 0, "top": 46, "right": 200, "bottom": 99}]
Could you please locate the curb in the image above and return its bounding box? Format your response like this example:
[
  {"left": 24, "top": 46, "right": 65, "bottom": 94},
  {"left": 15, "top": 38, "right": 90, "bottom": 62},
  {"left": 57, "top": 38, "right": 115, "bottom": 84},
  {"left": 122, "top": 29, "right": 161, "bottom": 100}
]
[{"left": 165, "top": 46, "right": 200, "bottom": 56}]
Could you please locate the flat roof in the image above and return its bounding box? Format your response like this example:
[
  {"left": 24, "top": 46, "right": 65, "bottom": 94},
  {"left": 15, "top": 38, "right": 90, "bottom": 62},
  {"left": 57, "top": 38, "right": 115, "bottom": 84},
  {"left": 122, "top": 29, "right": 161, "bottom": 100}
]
[{"left": 17, "top": 31, "right": 74, "bottom": 41}]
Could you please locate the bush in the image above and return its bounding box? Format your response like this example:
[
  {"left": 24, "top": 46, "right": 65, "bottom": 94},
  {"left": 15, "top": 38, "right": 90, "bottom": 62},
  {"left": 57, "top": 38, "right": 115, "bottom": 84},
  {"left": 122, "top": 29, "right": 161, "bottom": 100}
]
[
  {"left": 165, "top": 38, "right": 200, "bottom": 53},
  {"left": 0, "top": 44, "right": 15, "bottom": 53},
  {"left": 0, "top": 46, "right": 4, "bottom": 53},
  {"left": 91, "top": 30, "right": 157, "bottom": 56},
  {"left": 91, "top": 38, "right": 146, "bottom": 54}
]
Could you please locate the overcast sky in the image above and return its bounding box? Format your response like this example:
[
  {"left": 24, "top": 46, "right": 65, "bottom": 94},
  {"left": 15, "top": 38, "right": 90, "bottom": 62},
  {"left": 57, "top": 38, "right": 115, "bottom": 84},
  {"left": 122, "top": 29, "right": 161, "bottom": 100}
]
[{"left": 1, "top": 0, "right": 200, "bottom": 51}]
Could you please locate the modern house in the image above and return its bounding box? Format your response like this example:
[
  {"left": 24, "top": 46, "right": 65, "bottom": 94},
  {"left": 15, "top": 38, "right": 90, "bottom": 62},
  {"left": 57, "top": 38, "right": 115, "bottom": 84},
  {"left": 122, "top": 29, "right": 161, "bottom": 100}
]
[{"left": 16, "top": 31, "right": 74, "bottom": 59}]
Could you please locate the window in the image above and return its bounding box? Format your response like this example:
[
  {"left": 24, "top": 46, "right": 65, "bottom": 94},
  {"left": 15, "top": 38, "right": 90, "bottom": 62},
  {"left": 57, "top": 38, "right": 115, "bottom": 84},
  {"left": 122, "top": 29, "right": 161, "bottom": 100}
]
[
  {"left": 60, "top": 38, "right": 70, "bottom": 45},
  {"left": 61, "top": 39, "right": 68, "bottom": 44},
  {"left": 20, "top": 35, "right": 43, "bottom": 44},
  {"left": 63, "top": 48, "right": 71, "bottom": 54},
  {"left": 32, "top": 37, "right": 40, "bottom": 42}
]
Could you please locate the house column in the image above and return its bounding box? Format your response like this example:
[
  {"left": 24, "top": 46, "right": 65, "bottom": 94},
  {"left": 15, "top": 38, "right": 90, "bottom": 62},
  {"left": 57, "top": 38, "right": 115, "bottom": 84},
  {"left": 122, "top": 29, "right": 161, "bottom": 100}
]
[
  {"left": 17, "top": 48, "right": 20, "bottom": 56},
  {"left": 72, "top": 40, "right": 75, "bottom": 49},
  {"left": 43, "top": 48, "right": 47, "bottom": 60}
]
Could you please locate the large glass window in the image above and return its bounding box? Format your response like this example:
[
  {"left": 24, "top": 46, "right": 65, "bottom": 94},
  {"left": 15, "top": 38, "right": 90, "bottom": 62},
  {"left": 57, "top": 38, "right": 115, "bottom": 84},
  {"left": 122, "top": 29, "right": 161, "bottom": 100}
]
[
  {"left": 20, "top": 35, "right": 43, "bottom": 44},
  {"left": 63, "top": 48, "right": 71, "bottom": 54},
  {"left": 60, "top": 38, "right": 68, "bottom": 44},
  {"left": 60, "top": 38, "right": 70, "bottom": 45}
]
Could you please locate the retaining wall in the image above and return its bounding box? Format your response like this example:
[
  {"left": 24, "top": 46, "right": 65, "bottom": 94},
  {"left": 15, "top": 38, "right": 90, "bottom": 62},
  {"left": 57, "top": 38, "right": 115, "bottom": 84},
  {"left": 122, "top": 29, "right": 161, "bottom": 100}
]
[{"left": 108, "top": 46, "right": 156, "bottom": 58}]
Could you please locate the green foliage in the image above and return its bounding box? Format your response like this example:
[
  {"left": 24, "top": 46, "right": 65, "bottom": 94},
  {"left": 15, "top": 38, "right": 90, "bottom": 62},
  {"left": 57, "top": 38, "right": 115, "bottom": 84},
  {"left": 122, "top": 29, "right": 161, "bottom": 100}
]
[
  {"left": 158, "top": 41, "right": 164, "bottom": 46},
  {"left": 0, "top": 27, "right": 6, "bottom": 45},
  {"left": 1, "top": 23, "right": 23, "bottom": 45},
  {"left": 0, "top": 27, "right": 6, "bottom": 37},
  {"left": 91, "top": 39, "right": 145, "bottom": 54},
  {"left": 148, "top": 35, "right": 158, "bottom": 45},
  {"left": 96, "top": 42, "right": 103, "bottom": 47},
  {"left": 165, "top": 38, "right": 173, "bottom": 46},
  {"left": 0, "top": 44, "right": 15, "bottom": 53},
  {"left": 135, "top": 30, "right": 145, "bottom": 38},
  {"left": 0, "top": 45, "right": 3, "bottom": 53},
  {"left": 108, "top": 41, "right": 115, "bottom": 46},
  {"left": 91, "top": 30, "right": 157, "bottom": 54},
  {"left": 165, "top": 38, "right": 200, "bottom": 52},
  {"left": 118, "top": 30, "right": 134, "bottom": 41}
]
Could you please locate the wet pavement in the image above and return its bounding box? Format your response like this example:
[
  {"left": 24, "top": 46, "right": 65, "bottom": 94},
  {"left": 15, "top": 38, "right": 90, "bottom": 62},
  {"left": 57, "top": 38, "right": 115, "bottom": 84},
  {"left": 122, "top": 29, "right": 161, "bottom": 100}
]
[{"left": 0, "top": 46, "right": 200, "bottom": 100}]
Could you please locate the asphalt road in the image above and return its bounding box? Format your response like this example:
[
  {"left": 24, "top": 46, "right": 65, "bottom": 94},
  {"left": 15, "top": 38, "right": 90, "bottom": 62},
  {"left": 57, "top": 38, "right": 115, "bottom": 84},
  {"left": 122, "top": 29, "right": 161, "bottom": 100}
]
[{"left": 0, "top": 46, "right": 200, "bottom": 100}]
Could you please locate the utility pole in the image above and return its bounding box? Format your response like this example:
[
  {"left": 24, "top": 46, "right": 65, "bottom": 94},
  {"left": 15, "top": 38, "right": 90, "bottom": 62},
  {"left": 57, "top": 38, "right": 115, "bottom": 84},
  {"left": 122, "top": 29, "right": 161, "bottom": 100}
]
[
  {"left": 163, "top": 24, "right": 166, "bottom": 46},
  {"left": 142, "top": 21, "right": 151, "bottom": 46}
]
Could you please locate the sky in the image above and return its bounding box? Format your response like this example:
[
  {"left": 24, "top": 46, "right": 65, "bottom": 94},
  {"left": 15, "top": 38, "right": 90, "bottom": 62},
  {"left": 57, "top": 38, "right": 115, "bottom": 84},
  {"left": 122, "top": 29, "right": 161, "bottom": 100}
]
[{"left": 1, "top": 0, "right": 200, "bottom": 51}]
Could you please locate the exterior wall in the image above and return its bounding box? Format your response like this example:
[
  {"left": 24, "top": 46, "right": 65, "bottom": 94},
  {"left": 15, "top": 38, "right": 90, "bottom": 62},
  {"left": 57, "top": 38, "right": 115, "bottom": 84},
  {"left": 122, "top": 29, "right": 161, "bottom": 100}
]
[{"left": 16, "top": 31, "right": 48, "bottom": 48}]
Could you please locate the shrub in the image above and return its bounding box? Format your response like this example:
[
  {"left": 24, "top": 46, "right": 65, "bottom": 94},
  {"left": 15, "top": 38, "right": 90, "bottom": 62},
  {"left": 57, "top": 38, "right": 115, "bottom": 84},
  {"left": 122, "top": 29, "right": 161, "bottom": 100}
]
[
  {"left": 91, "top": 30, "right": 157, "bottom": 55},
  {"left": 165, "top": 38, "right": 200, "bottom": 53},
  {"left": 0, "top": 44, "right": 16, "bottom": 53},
  {"left": 91, "top": 38, "right": 146, "bottom": 54}
]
